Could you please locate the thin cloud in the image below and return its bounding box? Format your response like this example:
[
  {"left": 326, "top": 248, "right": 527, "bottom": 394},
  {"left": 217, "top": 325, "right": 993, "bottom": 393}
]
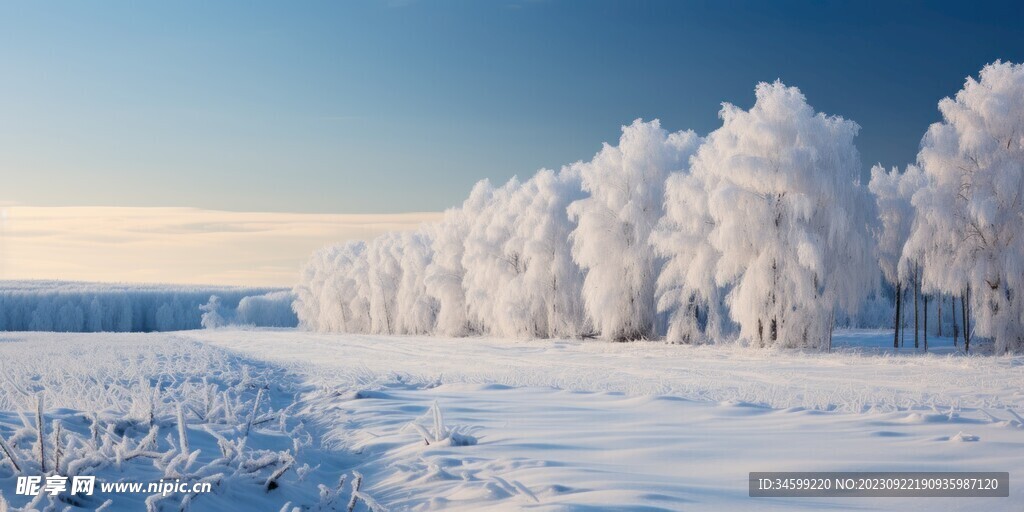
[{"left": 0, "top": 206, "right": 441, "bottom": 287}]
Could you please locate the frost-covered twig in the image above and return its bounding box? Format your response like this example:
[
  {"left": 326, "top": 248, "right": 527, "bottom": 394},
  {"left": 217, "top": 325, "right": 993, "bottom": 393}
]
[
  {"left": 202, "top": 377, "right": 213, "bottom": 421},
  {"left": 316, "top": 474, "right": 347, "bottom": 510},
  {"left": 180, "top": 472, "right": 223, "bottom": 510},
  {"left": 121, "top": 425, "right": 162, "bottom": 462},
  {"left": 264, "top": 452, "right": 294, "bottom": 492},
  {"left": 90, "top": 412, "right": 101, "bottom": 450},
  {"left": 148, "top": 383, "right": 160, "bottom": 427},
  {"left": 431, "top": 402, "right": 445, "bottom": 444},
  {"left": 0, "top": 435, "right": 22, "bottom": 473},
  {"left": 403, "top": 401, "right": 458, "bottom": 446},
  {"left": 145, "top": 492, "right": 171, "bottom": 512},
  {"left": 1007, "top": 408, "right": 1024, "bottom": 425},
  {"left": 35, "top": 395, "right": 46, "bottom": 474},
  {"left": 244, "top": 388, "right": 265, "bottom": 438},
  {"left": 352, "top": 490, "right": 388, "bottom": 512},
  {"left": 404, "top": 423, "right": 434, "bottom": 446},
  {"left": 346, "top": 471, "right": 363, "bottom": 512},
  {"left": 251, "top": 413, "right": 279, "bottom": 428},
  {"left": 177, "top": 403, "right": 190, "bottom": 454},
  {"left": 52, "top": 420, "right": 63, "bottom": 475},
  {"left": 240, "top": 453, "right": 280, "bottom": 474}
]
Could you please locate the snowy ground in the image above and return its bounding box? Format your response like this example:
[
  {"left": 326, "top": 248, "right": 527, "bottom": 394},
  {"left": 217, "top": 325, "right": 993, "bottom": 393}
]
[{"left": 0, "top": 329, "right": 1021, "bottom": 511}]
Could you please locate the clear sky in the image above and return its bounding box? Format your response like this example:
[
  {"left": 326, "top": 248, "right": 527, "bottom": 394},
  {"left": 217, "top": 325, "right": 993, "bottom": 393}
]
[{"left": 1, "top": 0, "right": 1022, "bottom": 214}]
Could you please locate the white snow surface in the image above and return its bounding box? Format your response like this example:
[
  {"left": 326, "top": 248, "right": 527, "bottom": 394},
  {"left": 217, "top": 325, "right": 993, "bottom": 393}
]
[{"left": 0, "top": 329, "right": 1021, "bottom": 511}]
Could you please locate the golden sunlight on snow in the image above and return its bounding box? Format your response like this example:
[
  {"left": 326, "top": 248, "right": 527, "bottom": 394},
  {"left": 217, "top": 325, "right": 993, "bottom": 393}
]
[{"left": 0, "top": 207, "right": 441, "bottom": 286}]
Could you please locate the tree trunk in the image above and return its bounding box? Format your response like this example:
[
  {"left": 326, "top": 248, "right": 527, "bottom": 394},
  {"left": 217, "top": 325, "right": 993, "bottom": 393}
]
[
  {"left": 952, "top": 295, "right": 959, "bottom": 347},
  {"left": 936, "top": 295, "right": 943, "bottom": 337},
  {"left": 966, "top": 286, "right": 971, "bottom": 353},
  {"left": 923, "top": 293, "right": 928, "bottom": 352},
  {"left": 962, "top": 288, "right": 971, "bottom": 354},
  {"left": 900, "top": 285, "right": 907, "bottom": 347},
  {"left": 827, "top": 309, "right": 835, "bottom": 353},
  {"left": 892, "top": 280, "right": 901, "bottom": 348},
  {"left": 768, "top": 259, "right": 778, "bottom": 346},
  {"left": 552, "top": 272, "right": 561, "bottom": 339},
  {"left": 893, "top": 281, "right": 902, "bottom": 349},
  {"left": 917, "top": 264, "right": 925, "bottom": 348}
]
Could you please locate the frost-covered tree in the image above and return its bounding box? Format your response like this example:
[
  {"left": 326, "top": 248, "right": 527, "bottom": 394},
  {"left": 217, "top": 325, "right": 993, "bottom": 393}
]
[
  {"left": 395, "top": 229, "right": 438, "bottom": 334},
  {"left": 510, "top": 168, "right": 588, "bottom": 338},
  {"left": 568, "top": 119, "right": 701, "bottom": 341},
  {"left": 293, "top": 248, "right": 329, "bottom": 331},
  {"left": 461, "top": 169, "right": 588, "bottom": 338},
  {"left": 651, "top": 170, "right": 733, "bottom": 344},
  {"left": 293, "top": 245, "right": 335, "bottom": 331},
  {"left": 462, "top": 177, "right": 523, "bottom": 336},
  {"left": 346, "top": 244, "right": 374, "bottom": 333},
  {"left": 87, "top": 297, "right": 105, "bottom": 332},
  {"left": 905, "top": 61, "right": 1024, "bottom": 353},
  {"left": 689, "top": 81, "right": 876, "bottom": 348},
  {"left": 868, "top": 164, "right": 926, "bottom": 347},
  {"left": 29, "top": 298, "right": 55, "bottom": 331},
  {"left": 55, "top": 302, "right": 84, "bottom": 332},
  {"left": 424, "top": 181, "right": 493, "bottom": 336},
  {"left": 367, "top": 232, "right": 405, "bottom": 335},
  {"left": 292, "top": 241, "right": 371, "bottom": 333},
  {"left": 235, "top": 291, "right": 300, "bottom": 328},
  {"left": 155, "top": 303, "right": 177, "bottom": 331}
]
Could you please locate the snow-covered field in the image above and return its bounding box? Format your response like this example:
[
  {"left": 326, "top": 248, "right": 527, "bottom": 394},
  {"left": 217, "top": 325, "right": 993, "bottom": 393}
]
[{"left": 0, "top": 329, "right": 1021, "bottom": 511}]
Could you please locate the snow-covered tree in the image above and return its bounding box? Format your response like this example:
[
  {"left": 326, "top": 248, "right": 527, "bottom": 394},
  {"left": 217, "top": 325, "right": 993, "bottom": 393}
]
[
  {"left": 55, "top": 302, "right": 84, "bottom": 332},
  {"left": 905, "top": 61, "right": 1024, "bottom": 353},
  {"left": 29, "top": 298, "right": 55, "bottom": 331},
  {"left": 568, "top": 119, "right": 701, "bottom": 341},
  {"left": 651, "top": 170, "right": 732, "bottom": 344},
  {"left": 235, "top": 291, "right": 300, "bottom": 328},
  {"left": 346, "top": 244, "right": 374, "bottom": 333},
  {"left": 868, "top": 164, "right": 927, "bottom": 347},
  {"left": 367, "top": 232, "right": 404, "bottom": 335},
  {"left": 462, "top": 177, "right": 523, "bottom": 336},
  {"left": 424, "top": 181, "right": 493, "bottom": 336},
  {"left": 510, "top": 168, "right": 588, "bottom": 338},
  {"left": 395, "top": 229, "right": 438, "bottom": 334},
  {"left": 293, "top": 244, "right": 339, "bottom": 331},
  {"left": 461, "top": 169, "right": 588, "bottom": 338},
  {"left": 87, "top": 297, "right": 105, "bottom": 332},
  {"left": 292, "top": 241, "right": 370, "bottom": 333},
  {"left": 688, "top": 81, "right": 876, "bottom": 348},
  {"left": 155, "top": 302, "right": 177, "bottom": 331}
]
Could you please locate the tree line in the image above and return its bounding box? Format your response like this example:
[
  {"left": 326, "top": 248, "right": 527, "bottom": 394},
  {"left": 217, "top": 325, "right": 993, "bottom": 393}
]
[{"left": 293, "top": 61, "right": 1024, "bottom": 352}]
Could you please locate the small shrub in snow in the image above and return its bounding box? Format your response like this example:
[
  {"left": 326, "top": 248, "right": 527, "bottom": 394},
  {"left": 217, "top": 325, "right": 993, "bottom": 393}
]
[
  {"left": 402, "top": 402, "right": 477, "bottom": 447},
  {"left": 200, "top": 295, "right": 227, "bottom": 329}
]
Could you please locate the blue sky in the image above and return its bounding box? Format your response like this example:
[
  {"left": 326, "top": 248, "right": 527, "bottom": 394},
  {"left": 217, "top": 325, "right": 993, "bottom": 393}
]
[{"left": 1, "top": 0, "right": 1022, "bottom": 213}]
